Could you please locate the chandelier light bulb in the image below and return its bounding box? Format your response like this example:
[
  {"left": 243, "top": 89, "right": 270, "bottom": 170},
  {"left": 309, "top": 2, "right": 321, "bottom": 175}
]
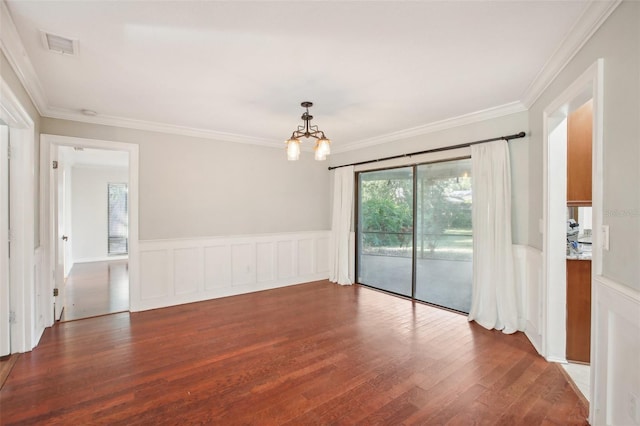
[
  {"left": 317, "top": 138, "right": 331, "bottom": 156},
  {"left": 314, "top": 138, "right": 331, "bottom": 161},
  {"left": 314, "top": 145, "right": 326, "bottom": 161},
  {"left": 286, "top": 138, "right": 301, "bottom": 161}
]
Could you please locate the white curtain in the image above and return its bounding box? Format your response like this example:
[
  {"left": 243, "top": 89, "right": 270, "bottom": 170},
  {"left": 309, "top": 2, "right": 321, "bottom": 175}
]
[
  {"left": 329, "top": 166, "right": 354, "bottom": 285},
  {"left": 468, "top": 140, "right": 522, "bottom": 334}
]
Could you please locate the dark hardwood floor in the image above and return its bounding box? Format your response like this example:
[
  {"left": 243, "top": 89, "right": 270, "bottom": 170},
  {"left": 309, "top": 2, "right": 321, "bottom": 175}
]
[
  {"left": 61, "top": 260, "right": 129, "bottom": 322},
  {"left": 0, "top": 281, "right": 587, "bottom": 425}
]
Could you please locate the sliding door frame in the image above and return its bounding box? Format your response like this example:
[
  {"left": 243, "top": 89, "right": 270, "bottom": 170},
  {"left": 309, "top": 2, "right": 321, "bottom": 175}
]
[{"left": 355, "top": 155, "right": 471, "bottom": 310}]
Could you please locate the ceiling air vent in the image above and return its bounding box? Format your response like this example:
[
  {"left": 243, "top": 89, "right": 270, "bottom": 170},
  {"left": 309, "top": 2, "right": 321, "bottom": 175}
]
[{"left": 40, "top": 30, "right": 78, "bottom": 55}]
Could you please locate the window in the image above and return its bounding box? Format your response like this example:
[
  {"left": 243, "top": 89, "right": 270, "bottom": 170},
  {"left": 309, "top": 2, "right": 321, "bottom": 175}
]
[{"left": 108, "top": 183, "right": 128, "bottom": 255}]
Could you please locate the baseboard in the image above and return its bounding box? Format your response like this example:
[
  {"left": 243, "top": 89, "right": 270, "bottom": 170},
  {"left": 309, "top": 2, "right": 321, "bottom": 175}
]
[
  {"left": 525, "top": 320, "right": 542, "bottom": 354},
  {"left": 74, "top": 255, "right": 128, "bottom": 264},
  {"left": 134, "top": 273, "right": 328, "bottom": 312}
]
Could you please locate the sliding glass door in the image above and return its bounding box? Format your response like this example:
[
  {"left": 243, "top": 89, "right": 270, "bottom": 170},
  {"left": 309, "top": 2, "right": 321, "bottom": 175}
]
[
  {"left": 357, "top": 167, "right": 413, "bottom": 297},
  {"left": 415, "top": 159, "right": 472, "bottom": 312},
  {"left": 357, "top": 158, "right": 472, "bottom": 313}
]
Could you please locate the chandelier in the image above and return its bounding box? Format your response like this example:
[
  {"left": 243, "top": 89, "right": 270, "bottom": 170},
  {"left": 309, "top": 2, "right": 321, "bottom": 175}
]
[{"left": 285, "top": 102, "right": 331, "bottom": 161}]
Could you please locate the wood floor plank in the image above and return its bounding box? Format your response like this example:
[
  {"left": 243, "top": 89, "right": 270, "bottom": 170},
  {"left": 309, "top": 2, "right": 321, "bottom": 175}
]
[{"left": 0, "top": 280, "right": 587, "bottom": 425}]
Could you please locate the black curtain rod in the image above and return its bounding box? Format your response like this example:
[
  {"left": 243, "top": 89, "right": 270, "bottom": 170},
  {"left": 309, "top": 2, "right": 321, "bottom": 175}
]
[{"left": 327, "top": 131, "right": 526, "bottom": 171}]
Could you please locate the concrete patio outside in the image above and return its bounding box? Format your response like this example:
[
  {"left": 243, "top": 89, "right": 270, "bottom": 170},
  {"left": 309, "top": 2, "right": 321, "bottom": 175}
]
[{"left": 358, "top": 254, "right": 472, "bottom": 313}]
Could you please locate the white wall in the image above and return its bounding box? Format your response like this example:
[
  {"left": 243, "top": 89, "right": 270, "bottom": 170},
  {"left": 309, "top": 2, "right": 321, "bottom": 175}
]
[
  {"left": 41, "top": 118, "right": 331, "bottom": 240},
  {"left": 524, "top": 2, "right": 639, "bottom": 422},
  {"left": 71, "top": 165, "right": 129, "bottom": 263},
  {"left": 40, "top": 118, "right": 331, "bottom": 315},
  {"left": 528, "top": 0, "right": 639, "bottom": 291}
]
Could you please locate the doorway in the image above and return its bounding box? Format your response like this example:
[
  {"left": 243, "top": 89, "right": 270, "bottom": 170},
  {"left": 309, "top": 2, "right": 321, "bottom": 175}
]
[
  {"left": 543, "top": 59, "right": 603, "bottom": 411},
  {"left": 43, "top": 134, "right": 139, "bottom": 323},
  {"left": 55, "top": 146, "right": 130, "bottom": 321},
  {"left": 0, "top": 78, "right": 38, "bottom": 354}
]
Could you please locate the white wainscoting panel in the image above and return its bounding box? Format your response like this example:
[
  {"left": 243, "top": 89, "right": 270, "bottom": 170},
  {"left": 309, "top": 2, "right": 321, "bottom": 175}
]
[
  {"left": 231, "top": 243, "right": 254, "bottom": 286},
  {"left": 277, "top": 240, "right": 295, "bottom": 279},
  {"left": 204, "top": 245, "right": 231, "bottom": 290},
  {"left": 591, "top": 275, "right": 640, "bottom": 426},
  {"left": 317, "top": 237, "right": 329, "bottom": 275},
  {"left": 298, "top": 238, "right": 314, "bottom": 276},
  {"left": 256, "top": 242, "right": 275, "bottom": 283},
  {"left": 139, "top": 250, "right": 169, "bottom": 301},
  {"left": 513, "top": 245, "right": 543, "bottom": 354},
  {"left": 173, "top": 248, "right": 200, "bottom": 296},
  {"left": 136, "top": 231, "right": 330, "bottom": 311}
]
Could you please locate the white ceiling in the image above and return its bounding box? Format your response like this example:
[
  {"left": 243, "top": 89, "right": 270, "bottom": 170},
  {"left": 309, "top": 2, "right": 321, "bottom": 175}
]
[{"left": 3, "top": 1, "right": 609, "bottom": 152}]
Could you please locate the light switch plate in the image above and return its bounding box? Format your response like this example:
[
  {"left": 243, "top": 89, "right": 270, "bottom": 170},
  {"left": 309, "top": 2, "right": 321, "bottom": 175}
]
[{"left": 602, "top": 225, "right": 610, "bottom": 250}]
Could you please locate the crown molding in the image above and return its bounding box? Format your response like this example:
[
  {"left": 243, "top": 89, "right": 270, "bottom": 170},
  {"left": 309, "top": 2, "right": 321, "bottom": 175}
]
[
  {"left": 332, "top": 101, "right": 527, "bottom": 154},
  {"left": 0, "top": 0, "right": 282, "bottom": 149},
  {"left": 0, "top": 0, "right": 47, "bottom": 116},
  {"left": 1, "top": 0, "right": 620, "bottom": 152},
  {"left": 520, "top": 0, "right": 621, "bottom": 108},
  {"left": 44, "top": 107, "right": 283, "bottom": 149}
]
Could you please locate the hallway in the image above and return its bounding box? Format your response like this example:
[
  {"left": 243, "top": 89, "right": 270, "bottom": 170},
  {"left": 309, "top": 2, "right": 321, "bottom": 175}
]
[{"left": 61, "top": 260, "right": 129, "bottom": 321}]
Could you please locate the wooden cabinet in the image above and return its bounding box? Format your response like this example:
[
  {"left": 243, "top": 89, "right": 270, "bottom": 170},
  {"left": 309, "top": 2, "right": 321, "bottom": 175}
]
[
  {"left": 566, "top": 259, "right": 591, "bottom": 363},
  {"left": 567, "top": 100, "right": 593, "bottom": 205}
]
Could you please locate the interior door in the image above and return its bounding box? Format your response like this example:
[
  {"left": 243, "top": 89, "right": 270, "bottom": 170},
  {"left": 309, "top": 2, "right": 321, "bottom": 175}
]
[
  {"left": 0, "top": 125, "right": 10, "bottom": 355},
  {"left": 52, "top": 146, "right": 66, "bottom": 321}
]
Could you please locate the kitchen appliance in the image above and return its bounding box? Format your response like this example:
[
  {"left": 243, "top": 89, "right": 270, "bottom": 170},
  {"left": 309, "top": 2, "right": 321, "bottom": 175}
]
[
  {"left": 567, "top": 219, "right": 579, "bottom": 241},
  {"left": 567, "top": 219, "right": 580, "bottom": 254}
]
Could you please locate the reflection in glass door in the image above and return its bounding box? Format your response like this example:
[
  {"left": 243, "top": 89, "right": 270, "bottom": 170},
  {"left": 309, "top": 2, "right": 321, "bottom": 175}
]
[
  {"left": 357, "top": 158, "right": 472, "bottom": 313},
  {"left": 357, "top": 167, "right": 413, "bottom": 297},
  {"left": 415, "top": 159, "right": 472, "bottom": 312}
]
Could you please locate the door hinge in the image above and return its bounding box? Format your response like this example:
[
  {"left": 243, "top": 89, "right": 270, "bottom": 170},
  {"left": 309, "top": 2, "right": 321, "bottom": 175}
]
[
  {"left": 53, "top": 288, "right": 59, "bottom": 297},
  {"left": 52, "top": 160, "right": 58, "bottom": 169},
  {"left": 9, "top": 311, "right": 16, "bottom": 324}
]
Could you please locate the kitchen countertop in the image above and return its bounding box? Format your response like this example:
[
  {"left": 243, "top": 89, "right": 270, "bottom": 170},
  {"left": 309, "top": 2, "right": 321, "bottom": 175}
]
[
  {"left": 567, "top": 253, "right": 592, "bottom": 261},
  {"left": 567, "top": 234, "right": 592, "bottom": 260}
]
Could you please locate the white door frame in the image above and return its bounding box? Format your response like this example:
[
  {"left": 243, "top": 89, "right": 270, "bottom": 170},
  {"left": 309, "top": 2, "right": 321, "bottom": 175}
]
[
  {"left": 41, "top": 134, "right": 139, "bottom": 321},
  {"left": 0, "top": 124, "right": 9, "bottom": 356},
  {"left": 542, "top": 59, "right": 603, "bottom": 421},
  {"left": 0, "top": 75, "right": 37, "bottom": 353}
]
